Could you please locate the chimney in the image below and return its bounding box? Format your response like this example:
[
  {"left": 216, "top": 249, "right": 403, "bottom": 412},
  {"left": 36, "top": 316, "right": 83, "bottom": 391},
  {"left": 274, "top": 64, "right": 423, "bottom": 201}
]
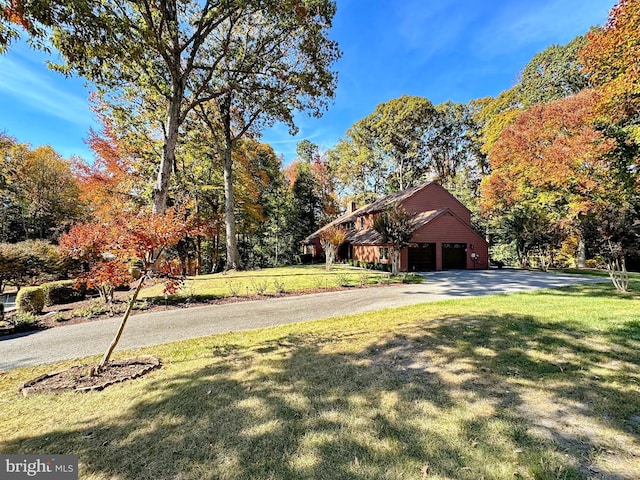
[{"left": 347, "top": 201, "right": 357, "bottom": 213}]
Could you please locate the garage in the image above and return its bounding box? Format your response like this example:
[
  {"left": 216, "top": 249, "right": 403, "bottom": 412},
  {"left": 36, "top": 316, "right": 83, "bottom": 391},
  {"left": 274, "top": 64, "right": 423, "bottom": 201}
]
[
  {"left": 442, "top": 243, "right": 467, "bottom": 269},
  {"left": 408, "top": 243, "right": 436, "bottom": 271}
]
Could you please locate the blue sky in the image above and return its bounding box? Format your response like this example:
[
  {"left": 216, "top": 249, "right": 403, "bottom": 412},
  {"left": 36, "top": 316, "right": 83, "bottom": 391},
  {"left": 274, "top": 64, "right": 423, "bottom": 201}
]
[{"left": 0, "top": 0, "right": 613, "bottom": 165}]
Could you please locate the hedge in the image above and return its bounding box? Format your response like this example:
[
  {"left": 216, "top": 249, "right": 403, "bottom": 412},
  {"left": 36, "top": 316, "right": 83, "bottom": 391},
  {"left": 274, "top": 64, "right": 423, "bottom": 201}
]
[
  {"left": 41, "top": 280, "right": 86, "bottom": 306},
  {"left": 16, "top": 286, "right": 45, "bottom": 314}
]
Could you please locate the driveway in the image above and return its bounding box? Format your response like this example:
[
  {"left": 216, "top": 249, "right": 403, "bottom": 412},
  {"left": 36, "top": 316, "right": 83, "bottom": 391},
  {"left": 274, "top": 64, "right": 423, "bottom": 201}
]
[{"left": 0, "top": 270, "right": 605, "bottom": 371}]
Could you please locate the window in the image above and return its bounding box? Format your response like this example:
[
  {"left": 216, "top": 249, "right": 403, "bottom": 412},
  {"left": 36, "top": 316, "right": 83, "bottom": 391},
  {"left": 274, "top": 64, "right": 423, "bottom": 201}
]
[
  {"left": 359, "top": 217, "right": 364, "bottom": 229},
  {"left": 380, "top": 247, "right": 389, "bottom": 261}
]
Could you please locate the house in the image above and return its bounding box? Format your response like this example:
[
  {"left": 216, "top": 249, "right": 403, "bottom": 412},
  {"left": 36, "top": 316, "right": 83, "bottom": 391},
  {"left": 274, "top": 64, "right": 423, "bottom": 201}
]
[{"left": 302, "top": 181, "right": 489, "bottom": 271}]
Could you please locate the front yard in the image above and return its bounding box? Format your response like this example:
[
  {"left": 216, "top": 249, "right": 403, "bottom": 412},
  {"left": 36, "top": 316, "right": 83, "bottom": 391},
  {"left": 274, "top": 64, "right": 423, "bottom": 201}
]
[
  {"left": 139, "top": 264, "right": 411, "bottom": 301},
  {"left": 1, "top": 281, "right": 639, "bottom": 479}
]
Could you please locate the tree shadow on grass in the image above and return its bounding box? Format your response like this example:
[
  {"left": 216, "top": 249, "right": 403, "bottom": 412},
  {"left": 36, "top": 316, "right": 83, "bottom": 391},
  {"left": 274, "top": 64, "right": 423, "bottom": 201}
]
[{"left": 2, "top": 311, "right": 640, "bottom": 479}]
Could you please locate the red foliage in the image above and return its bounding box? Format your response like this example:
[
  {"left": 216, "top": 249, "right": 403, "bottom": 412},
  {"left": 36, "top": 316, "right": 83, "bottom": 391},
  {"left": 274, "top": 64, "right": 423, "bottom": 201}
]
[
  {"left": 60, "top": 208, "right": 197, "bottom": 302},
  {"left": 481, "top": 89, "right": 615, "bottom": 217}
]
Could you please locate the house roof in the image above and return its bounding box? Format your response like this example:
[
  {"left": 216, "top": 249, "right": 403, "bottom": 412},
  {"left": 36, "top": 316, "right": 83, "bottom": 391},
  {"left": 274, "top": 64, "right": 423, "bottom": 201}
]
[
  {"left": 340, "top": 209, "right": 447, "bottom": 245},
  {"left": 302, "top": 182, "right": 438, "bottom": 244}
]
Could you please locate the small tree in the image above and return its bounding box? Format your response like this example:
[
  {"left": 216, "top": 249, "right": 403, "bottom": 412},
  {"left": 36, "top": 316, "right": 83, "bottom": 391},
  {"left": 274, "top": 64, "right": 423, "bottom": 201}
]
[
  {"left": 60, "top": 208, "right": 194, "bottom": 372},
  {"left": 592, "top": 200, "right": 640, "bottom": 292},
  {"left": 373, "top": 204, "right": 416, "bottom": 276},
  {"left": 319, "top": 225, "right": 347, "bottom": 271}
]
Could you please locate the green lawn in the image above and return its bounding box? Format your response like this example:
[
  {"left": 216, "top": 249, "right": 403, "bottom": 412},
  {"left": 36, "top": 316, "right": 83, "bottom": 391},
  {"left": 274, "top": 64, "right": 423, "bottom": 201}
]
[
  {"left": 1, "top": 281, "right": 639, "bottom": 479},
  {"left": 140, "top": 264, "right": 412, "bottom": 301}
]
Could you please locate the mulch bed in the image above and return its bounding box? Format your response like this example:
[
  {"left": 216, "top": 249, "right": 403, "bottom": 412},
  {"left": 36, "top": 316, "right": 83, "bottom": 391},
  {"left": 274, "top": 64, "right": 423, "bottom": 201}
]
[{"left": 19, "top": 356, "right": 162, "bottom": 396}]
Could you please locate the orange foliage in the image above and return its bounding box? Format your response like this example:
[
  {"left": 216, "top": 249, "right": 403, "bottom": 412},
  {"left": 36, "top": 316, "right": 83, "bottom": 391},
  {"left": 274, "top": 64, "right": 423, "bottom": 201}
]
[
  {"left": 75, "top": 126, "right": 139, "bottom": 220},
  {"left": 4, "top": 0, "right": 32, "bottom": 30},
  {"left": 60, "top": 208, "right": 197, "bottom": 301},
  {"left": 580, "top": 0, "right": 640, "bottom": 123},
  {"left": 481, "top": 89, "right": 615, "bottom": 217}
]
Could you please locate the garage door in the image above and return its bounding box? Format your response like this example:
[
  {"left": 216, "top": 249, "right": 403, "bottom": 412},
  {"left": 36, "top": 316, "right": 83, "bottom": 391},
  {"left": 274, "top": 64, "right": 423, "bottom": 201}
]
[
  {"left": 408, "top": 243, "right": 436, "bottom": 271},
  {"left": 442, "top": 243, "right": 467, "bottom": 269}
]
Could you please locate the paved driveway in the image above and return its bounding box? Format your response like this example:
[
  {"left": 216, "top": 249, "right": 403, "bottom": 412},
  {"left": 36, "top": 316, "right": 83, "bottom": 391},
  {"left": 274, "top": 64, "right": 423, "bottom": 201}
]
[{"left": 0, "top": 270, "right": 605, "bottom": 371}]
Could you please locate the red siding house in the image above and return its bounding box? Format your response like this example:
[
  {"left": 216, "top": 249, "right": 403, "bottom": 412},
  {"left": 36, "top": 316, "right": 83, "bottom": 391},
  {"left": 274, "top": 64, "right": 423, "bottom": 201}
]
[{"left": 302, "top": 182, "right": 489, "bottom": 271}]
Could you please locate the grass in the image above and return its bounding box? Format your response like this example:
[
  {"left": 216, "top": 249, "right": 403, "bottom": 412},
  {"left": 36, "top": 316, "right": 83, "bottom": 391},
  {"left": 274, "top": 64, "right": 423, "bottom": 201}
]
[
  {"left": 139, "top": 264, "right": 415, "bottom": 302},
  {"left": 1, "top": 281, "right": 639, "bottom": 479}
]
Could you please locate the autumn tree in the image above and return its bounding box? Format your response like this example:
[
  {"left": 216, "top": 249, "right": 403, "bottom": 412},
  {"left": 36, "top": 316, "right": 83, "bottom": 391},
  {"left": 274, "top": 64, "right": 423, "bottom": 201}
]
[
  {"left": 0, "top": 137, "right": 84, "bottom": 241},
  {"left": 0, "top": 0, "right": 47, "bottom": 53},
  {"left": 373, "top": 204, "right": 416, "bottom": 276},
  {"left": 319, "top": 225, "right": 346, "bottom": 271},
  {"left": 60, "top": 208, "right": 193, "bottom": 371},
  {"left": 478, "top": 35, "right": 590, "bottom": 158},
  {"left": 580, "top": 0, "right": 640, "bottom": 142},
  {"left": 76, "top": 123, "right": 147, "bottom": 221},
  {"left": 481, "top": 89, "right": 616, "bottom": 268}
]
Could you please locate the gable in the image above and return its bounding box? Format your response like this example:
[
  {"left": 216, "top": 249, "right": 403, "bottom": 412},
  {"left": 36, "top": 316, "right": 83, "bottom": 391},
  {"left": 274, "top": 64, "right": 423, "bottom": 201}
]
[{"left": 400, "top": 183, "right": 471, "bottom": 224}]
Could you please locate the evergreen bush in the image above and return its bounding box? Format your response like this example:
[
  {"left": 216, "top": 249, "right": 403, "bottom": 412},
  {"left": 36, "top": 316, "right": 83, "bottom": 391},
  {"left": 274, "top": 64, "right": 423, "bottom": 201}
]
[
  {"left": 42, "top": 280, "right": 85, "bottom": 306},
  {"left": 16, "top": 286, "right": 45, "bottom": 314}
]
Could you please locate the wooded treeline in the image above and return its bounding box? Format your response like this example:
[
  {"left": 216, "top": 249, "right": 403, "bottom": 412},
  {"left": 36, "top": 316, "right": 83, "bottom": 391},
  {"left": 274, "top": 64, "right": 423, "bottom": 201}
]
[{"left": 1, "top": 0, "right": 639, "bottom": 281}]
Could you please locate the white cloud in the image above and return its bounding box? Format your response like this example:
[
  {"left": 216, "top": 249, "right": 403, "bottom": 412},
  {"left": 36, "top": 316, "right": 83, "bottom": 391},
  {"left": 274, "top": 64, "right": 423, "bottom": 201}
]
[
  {"left": 0, "top": 52, "right": 94, "bottom": 127},
  {"left": 475, "top": 0, "right": 611, "bottom": 58}
]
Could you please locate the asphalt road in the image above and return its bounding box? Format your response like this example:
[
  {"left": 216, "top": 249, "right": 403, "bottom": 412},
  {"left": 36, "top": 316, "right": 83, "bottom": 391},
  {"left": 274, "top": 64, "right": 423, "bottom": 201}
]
[{"left": 0, "top": 270, "right": 605, "bottom": 371}]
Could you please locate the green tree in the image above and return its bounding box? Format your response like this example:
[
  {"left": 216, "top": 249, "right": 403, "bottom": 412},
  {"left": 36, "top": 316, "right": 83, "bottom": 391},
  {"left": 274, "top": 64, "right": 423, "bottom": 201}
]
[
  {"left": 327, "top": 125, "right": 388, "bottom": 205},
  {"left": 28, "top": 0, "right": 247, "bottom": 214},
  {"left": 287, "top": 161, "right": 322, "bottom": 248},
  {"left": 357, "top": 95, "right": 438, "bottom": 191},
  {"left": 519, "top": 35, "right": 589, "bottom": 108},
  {"left": 190, "top": 2, "right": 340, "bottom": 269},
  {"left": 588, "top": 197, "right": 640, "bottom": 292}
]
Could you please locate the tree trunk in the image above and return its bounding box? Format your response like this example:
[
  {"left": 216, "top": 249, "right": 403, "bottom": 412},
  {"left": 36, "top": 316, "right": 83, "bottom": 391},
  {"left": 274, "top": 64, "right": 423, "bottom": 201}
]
[
  {"left": 153, "top": 89, "right": 182, "bottom": 214},
  {"left": 607, "top": 256, "right": 629, "bottom": 292},
  {"left": 97, "top": 274, "right": 146, "bottom": 372},
  {"left": 221, "top": 95, "right": 241, "bottom": 271},
  {"left": 325, "top": 244, "right": 335, "bottom": 271},
  {"left": 577, "top": 236, "right": 586, "bottom": 269},
  {"left": 391, "top": 248, "right": 400, "bottom": 276},
  {"left": 223, "top": 144, "right": 240, "bottom": 270}
]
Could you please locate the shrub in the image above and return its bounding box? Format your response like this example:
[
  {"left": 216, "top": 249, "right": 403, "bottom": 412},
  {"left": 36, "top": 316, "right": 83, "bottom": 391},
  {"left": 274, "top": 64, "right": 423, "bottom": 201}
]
[
  {"left": 250, "top": 279, "right": 269, "bottom": 296},
  {"left": 16, "top": 286, "right": 45, "bottom": 314},
  {"left": 12, "top": 312, "right": 37, "bottom": 332},
  {"left": 273, "top": 279, "right": 286, "bottom": 294},
  {"left": 335, "top": 273, "right": 350, "bottom": 287},
  {"left": 42, "top": 280, "right": 86, "bottom": 306}
]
